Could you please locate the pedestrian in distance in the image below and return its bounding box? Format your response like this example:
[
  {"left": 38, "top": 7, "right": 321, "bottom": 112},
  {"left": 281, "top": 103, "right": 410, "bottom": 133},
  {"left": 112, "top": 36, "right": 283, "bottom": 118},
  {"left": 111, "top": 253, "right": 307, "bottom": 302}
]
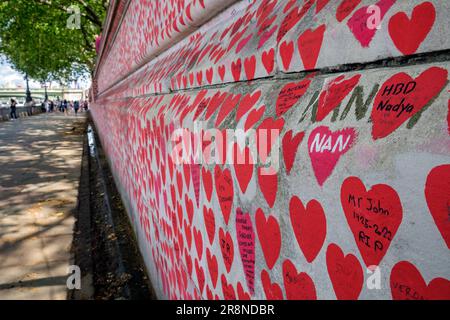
[
  {"left": 10, "top": 98, "right": 17, "bottom": 120},
  {"left": 74, "top": 100, "right": 80, "bottom": 116},
  {"left": 63, "top": 99, "right": 68, "bottom": 115}
]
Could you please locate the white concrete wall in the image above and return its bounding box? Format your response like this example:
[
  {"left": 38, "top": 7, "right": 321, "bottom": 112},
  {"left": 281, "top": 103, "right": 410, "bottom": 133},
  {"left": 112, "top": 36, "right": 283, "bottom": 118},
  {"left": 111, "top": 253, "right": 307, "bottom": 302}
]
[{"left": 92, "top": 0, "right": 450, "bottom": 300}]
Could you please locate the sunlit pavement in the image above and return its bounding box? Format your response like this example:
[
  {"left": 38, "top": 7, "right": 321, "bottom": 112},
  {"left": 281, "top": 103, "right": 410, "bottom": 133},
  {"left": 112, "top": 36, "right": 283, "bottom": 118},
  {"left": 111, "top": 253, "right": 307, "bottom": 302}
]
[{"left": 0, "top": 112, "right": 87, "bottom": 299}]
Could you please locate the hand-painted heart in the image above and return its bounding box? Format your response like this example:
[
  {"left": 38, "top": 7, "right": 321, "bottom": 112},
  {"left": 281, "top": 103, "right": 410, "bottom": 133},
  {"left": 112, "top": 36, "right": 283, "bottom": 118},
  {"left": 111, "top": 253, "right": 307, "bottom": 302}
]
[
  {"left": 388, "top": 2, "right": 436, "bottom": 55},
  {"left": 232, "top": 143, "right": 254, "bottom": 194},
  {"left": 341, "top": 176, "right": 403, "bottom": 267},
  {"left": 371, "top": 67, "right": 447, "bottom": 140},
  {"left": 215, "top": 93, "right": 241, "bottom": 127},
  {"left": 202, "top": 167, "right": 213, "bottom": 202},
  {"left": 205, "top": 91, "right": 227, "bottom": 121},
  {"left": 282, "top": 130, "right": 305, "bottom": 175},
  {"left": 425, "top": 164, "right": 450, "bottom": 248},
  {"left": 231, "top": 58, "right": 242, "bottom": 82},
  {"left": 235, "top": 208, "right": 255, "bottom": 294},
  {"left": 277, "top": 3, "right": 312, "bottom": 42},
  {"left": 390, "top": 261, "right": 450, "bottom": 300},
  {"left": 218, "top": 65, "right": 226, "bottom": 81},
  {"left": 316, "top": 74, "right": 361, "bottom": 121},
  {"left": 316, "top": 0, "right": 331, "bottom": 14},
  {"left": 347, "top": 0, "right": 395, "bottom": 47},
  {"left": 336, "top": 0, "right": 361, "bottom": 22},
  {"left": 193, "top": 226, "right": 203, "bottom": 260},
  {"left": 261, "top": 270, "right": 284, "bottom": 299},
  {"left": 308, "top": 126, "right": 357, "bottom": 186},
  {"left": 244, "top": 55, "right": 256, "bottom": 80},
  {"left": 297, "top": 24, "right": 326, "bottom": 70},
  {"left": 256, "top": 208, "right": 281, "bottom": 269},
  {"left": 279, "top": 40, "right": 294, "bottom": 70},
  {"left": 236, "top": 90, "right": 261, "bottom": 122},
  {"left": 261, "top": 48, "right": 275, "bottom": 74},
  {"left": 326, "top": 243, "right": 363, "bottom": 300},
  {"left": 237, "top": 282, "right": 251, "bottom": 300},
  {"left": 221, "top": 274, "right": 236, "bottom": 299},
  {"left": 245, "top": 105, "right": 265, "bottom": 132},
  {"left": 214, "top": 166, "right": 234, "bottom": 224},
  {"left": 206, "top": 248, "right": 218, "bottom": 288},
  {"left": 258, "top": 167, "right": 278, "bottom": 208},
  {"left": 276, "top": 80, "right": 311, "bottom": 117},
  {"left": 282, "top": 259, "right": 317, "bottom": 300},
  {"left": 203, "top": 205, "right": 215, "bottom": 245},
  {"left": 194, "top": 259, "right": 205, "bottom": 293},
  {"left": 289, "top": 195, "right": 327, "bottom": 263},
  {"left": 219, "top": 228, "right": 234, "bottom": 273},
  {"left": 258, "top": 24, "right": 277, "bottom": 49}
]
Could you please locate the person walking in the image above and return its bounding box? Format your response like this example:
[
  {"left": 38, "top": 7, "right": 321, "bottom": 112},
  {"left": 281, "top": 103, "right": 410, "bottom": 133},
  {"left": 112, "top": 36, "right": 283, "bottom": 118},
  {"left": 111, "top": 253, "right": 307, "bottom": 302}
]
[
  {"left": 74, "top": 100, "right": 80, "bottom": 116},
  {"left": 10, "top": 98, "right": 17, "bottom": 120},
  {"left": 63, "top": 99, "right": 68, "bottom": 115}
]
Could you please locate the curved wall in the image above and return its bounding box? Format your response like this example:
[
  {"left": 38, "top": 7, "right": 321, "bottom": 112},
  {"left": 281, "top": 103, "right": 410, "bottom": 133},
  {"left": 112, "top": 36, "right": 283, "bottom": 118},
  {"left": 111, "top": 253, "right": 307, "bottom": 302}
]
[{"left": 92, "top": 0, "right": 450, "bottom": 300}]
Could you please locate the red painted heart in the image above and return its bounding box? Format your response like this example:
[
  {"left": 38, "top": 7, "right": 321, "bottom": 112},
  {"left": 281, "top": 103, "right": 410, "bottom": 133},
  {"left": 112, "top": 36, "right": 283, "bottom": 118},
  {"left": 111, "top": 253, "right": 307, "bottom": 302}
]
[
  {"left": 289, "top": 195, "right": 327, "bottom": 263},
  {"left": 261, "top": 48, "right": 275, "bottom": 74},
  {"left": 236, "top": 90, "right": 261, "bottom": 122},
  {"left": 297, "top": 24, "right": 326, "bottom": 70},
  {"left": 279, "top": 40, "right": 294, "bottom": 70},
  {"left": 258, "top": 168, "right": 278, "bottom": 208},
  {"left": 214, "top": 166, "right": 234, "bottom": 225},
  {"left": 425, "top": 164, "right": 450, "bottom": 249},
  {"left": 221, "top": 274, "right": 236, "bottom": 299},
  {"left": 261, "top": 270, "right": 284, "bottom": 299},
  {"left": 235, "top": 208, "right": 255, "bottom": 293},
  {"left": 206, "top": 248, "right": 218, "bottom": 288},
  {"left": 232, "top": 143, "right": 254, "bottom": 194},
  {"left": 276, "top": 80, "right": 311, "bottom": 117},
  {"left": 282, "top": 259, "right": 317, "bottom": 300},
  {"left": 219, "top": 228, "right": 234, "bottom": 273},
  {"left": 245, "top": 105, "right": 265, "bottom": 132},
  {"left": 371, "top": 67, "right": 447, "bottom": 140},
  {"left": 340, "top": 176, "right": 403, "bottom": 267},
  {"left": 256, "top": 208, "right": 281, "bottom": 270},
  {"left": 316, "top": 74, "right": 361, "bottom": 122},
  {"left": 390, "top": 261, "right": 450, "bottom": 300},
  {"left": 336, "top": 0, "right": 361, "bottom": 22},
  {"left": 282, "top": 130, "right": 305, "bottom": 175},
  {"left": 326, "top": 243, "right": 363, "bottom": 300},
  {"left": 202, "top": 167, "right": 213, "bottom": 202},
  {"left": 388, "top": 2, "right": 436, "bottom": 55}
]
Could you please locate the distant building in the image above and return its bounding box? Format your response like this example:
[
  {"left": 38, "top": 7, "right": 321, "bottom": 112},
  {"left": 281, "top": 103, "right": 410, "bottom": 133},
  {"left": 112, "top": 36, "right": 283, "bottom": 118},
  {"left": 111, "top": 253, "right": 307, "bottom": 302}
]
[{"left": 0, "top": 87, "right": 86, "bottom": 106}]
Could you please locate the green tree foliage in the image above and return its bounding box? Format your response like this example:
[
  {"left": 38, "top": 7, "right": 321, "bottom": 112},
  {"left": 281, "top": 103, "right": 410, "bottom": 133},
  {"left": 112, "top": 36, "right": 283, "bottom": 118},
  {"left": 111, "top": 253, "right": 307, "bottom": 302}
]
[{"left": 0, "top": 0, "right": 108, "bottom": 83}]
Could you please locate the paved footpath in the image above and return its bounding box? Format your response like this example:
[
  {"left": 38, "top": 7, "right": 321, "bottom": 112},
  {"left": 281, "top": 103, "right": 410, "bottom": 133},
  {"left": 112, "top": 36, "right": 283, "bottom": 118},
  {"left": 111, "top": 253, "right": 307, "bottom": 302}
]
[{"left": 0, "top": 112, "right": 87, "bottom": 299}]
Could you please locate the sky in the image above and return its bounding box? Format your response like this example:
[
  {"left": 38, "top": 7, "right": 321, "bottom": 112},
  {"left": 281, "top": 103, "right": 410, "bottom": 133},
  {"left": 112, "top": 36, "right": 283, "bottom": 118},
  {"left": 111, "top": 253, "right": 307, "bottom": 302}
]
[
  {"left": 0, "top": 56, "right": 91, "bottom": 89},
  {"left": 0, "top": 59, "right": 42, "bottom": 88}
]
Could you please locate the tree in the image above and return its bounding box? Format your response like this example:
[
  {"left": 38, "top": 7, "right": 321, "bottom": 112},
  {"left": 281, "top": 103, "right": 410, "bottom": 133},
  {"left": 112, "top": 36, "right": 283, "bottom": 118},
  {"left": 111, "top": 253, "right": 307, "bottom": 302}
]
[{"left": 0, "top": 0, "right": 108, "bottom": 84}]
